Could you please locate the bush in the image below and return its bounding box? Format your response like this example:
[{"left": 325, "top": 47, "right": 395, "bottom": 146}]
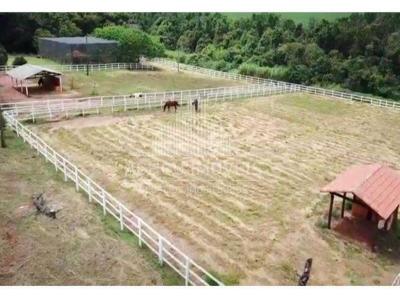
[
  {"left": 0, "top": 44, "right": 7, "bottom": 65},
  {"left": 12, "top": 56, "right": 27, "bottom": 66}
]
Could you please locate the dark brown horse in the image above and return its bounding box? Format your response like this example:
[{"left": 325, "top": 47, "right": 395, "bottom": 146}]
[{"left": 163, "top": 100, "right": 180, "bottom": 112}]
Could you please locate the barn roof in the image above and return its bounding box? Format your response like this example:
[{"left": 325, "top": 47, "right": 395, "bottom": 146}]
[
  {"left": 321, "top": 164, "right": 400, "bottom": 219},
  {"left": 7, "top": 64, "right": 62, "bottom": 81},
  {"left": 40, "top": 37, "right": 117, "bottom": 45}
]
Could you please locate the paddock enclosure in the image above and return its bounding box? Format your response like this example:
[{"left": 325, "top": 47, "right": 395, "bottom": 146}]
[
  {"left": 3, "top": 59, "right": 400, "bottom": 285},
  {"left": 31, "top": 93, "right": 400, "bottom": 285}
]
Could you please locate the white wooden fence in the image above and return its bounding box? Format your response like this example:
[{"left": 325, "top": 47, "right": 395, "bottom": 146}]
[
  {"left": 151, "top": 58, "right": 400, "bottom": 111},
  {"left": 1, "top": 83, "right": 291, "bottom": 286},
  {"left": 0, "top": 83, "right": 291, "bottom": 122},
  {"left": 3, "top": 109, "right": 223, "bottom": 286},
  {"left": 393, "top": 273, "right": 400, "bottom": 286},
  {"left": 0, "top": 63, "right": 154, "bottom": 73}
]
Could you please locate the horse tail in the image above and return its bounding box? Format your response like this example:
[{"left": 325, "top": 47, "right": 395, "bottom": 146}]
[
  {"left": 163, "top": 102, "right": 167, "bottom": 111},
  {"left": 176, "top": 102, "right": 180, "bottom": 107}
]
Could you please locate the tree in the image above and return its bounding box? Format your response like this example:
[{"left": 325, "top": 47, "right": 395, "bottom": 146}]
[
  {"left": 59, "top": 21, "right": 82, "bottom": 36},
  {"left": 94, "top": 25, "right": 165, "bottom": 62},
  {"left": 12, "top": 56, "right": 27, "bottom": 66},
  {"left": 0, "top": 44, "right": 7, "bottom": 65},
  {"left": 33, "top": 28, "right": 54, "bottom": 51}
]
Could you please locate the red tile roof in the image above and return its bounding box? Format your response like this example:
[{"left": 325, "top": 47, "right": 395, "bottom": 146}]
[{"left": 321, "top": 164, "right": 400, "bottom": 219}]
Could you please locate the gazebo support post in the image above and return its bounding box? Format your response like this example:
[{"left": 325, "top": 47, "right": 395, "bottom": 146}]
[
  {"left": 341, "top": 192, "right": 346, "bottom": 218},
  {"left": 393, "top": 206, "right": 399, "bottom": 230},
  {"left": 25, "top": 80, "right": 29, "bottom": 96},
  {"left": 328, "top": 193, "right": 334, "bottom": 229},
  {"left": 59, "top": 76, "right": 63, "bottom": 92}
]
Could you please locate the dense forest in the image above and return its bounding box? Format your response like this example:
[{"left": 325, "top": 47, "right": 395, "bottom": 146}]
[{"left": 0, "top": 13, "right": 399, "bottom": 99}]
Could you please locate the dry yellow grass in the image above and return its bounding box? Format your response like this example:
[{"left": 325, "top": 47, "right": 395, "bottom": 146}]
[
  {"left": 33, "top": 93, "right": 400, "bottom": 285},
  {"left": 0, "top": 130, "right": 181, "bottom": 285}
]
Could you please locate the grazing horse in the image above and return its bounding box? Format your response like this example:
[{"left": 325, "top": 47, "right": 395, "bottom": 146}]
[{"left": 163, "top": 100, "right": 180, "bottom": 112}]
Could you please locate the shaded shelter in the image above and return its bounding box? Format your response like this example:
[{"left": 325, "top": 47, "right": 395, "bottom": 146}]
[
  {"left": 321, "top": 164, "right": 400, "bottom": 231},
  {"left": 6, "top": 64, "right": 63, "bottom": 97}
]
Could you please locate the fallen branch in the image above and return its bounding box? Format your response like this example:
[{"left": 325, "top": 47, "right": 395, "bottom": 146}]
[{"left": 32, "top": 193, "right": 61, "bottom": 219}]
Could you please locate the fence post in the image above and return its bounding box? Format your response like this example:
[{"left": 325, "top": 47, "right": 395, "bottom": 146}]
[
  {"left": 87, "top": 177, "right": 92, "bottom": 202},
  {"left": 53, "top": 150, "right": 58, "bottom": 171},
  {"left": 31, "top": 103, "right": 35, "bottom": 123},
  {"left": 185, "top": 256, "right": 190, "bottom": 286},
  {"left": 75, "top": 166, "right": 79, "bottom": 191},
  {"left": 119, "top": 203, "right": 124, "bottom": 231},
  {"left": 63, "top": 158, "right": 67, "bottom": 182},
  {"left": 158, "top": 236, "right": 163, "bottom": 265},
  {"left": 44, "top": 145, "right": 48, "bottom": 162},
  {"left": 137, "top": 219, "right": 143, "bottom": 247},
  {"left": 102, "top": 190, "right": 106, "bottom": 215}
]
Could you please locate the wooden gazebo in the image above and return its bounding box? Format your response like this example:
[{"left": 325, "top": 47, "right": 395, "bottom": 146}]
[
  {"left": 321, "top": 164, "right": 400, "bottom": 231},
  {"left": 7, "top": 64, "right": 63, "bottom": 97}
]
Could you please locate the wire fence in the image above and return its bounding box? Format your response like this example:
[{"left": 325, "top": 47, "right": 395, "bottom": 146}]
[
  {"left": 151, "top": 58, "right": 400, "bottom": 111},
  {"left": 0, "top": 63, "right": 154, "bottom": 73}
]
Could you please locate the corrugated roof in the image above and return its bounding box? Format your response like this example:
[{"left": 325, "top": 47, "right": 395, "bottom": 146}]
[
  {"left": 321, "top": 164, "right": 400, "bottom": 219},
  {"left": 40, "top": 37, "right": 117, "bottom": 44},
  {"left": 6, "top": 64, "right": 62, "bottom": 81}
]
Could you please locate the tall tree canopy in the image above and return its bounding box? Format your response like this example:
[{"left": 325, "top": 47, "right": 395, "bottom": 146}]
[{"left": 0, "top": 12, "right": 399, "bottom": 99}]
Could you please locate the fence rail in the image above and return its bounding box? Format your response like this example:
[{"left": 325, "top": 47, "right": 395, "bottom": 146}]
[
  {"left": 0, "top": 62, "right": 154, "bottom": 73},
  {"left": 3, "top": 110, "right": 224, "bottom": 286},
  {"left": 1, "top": 83, "right": 291, "bottom": 121},
  {"left": 151, "top": 57, "right": 400, "bottom": 111},
  {"left": 393, "top": 273, "right": 400, "bottom": 286},
  {"left": 1, "top": 83, "right": 293, "bottom": 286}
]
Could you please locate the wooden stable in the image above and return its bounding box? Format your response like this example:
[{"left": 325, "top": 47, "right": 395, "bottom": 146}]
[
  {"left": 321, "top": 164, "right": 400, "bottom": 231},
  {"left": 6, "top": 64, "right": 63, "bottom": 97}
]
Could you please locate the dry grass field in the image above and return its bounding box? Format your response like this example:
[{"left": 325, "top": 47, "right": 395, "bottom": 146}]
[
  {"left": 0, "top": 130, "right": 182, "bottom": 285},
  {"left": 32, "top": 93, "right": 400, "bottom": 285}
]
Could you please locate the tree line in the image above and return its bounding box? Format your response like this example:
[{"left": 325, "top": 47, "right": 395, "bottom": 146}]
[{"left": 0, "top": 13, "right": 399, "bottom": 99}]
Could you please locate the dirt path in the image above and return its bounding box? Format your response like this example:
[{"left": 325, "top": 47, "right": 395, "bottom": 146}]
[{"left": 34, "top": 93, "right": 400, "bottom": 285}]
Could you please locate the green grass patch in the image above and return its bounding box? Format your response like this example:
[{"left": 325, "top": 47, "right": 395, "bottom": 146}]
[
  {"left": 63, "top": 69, "right": 240, "bottom": 97},
  {"left": 206, "top": 270, "right": 241, "bottom": 285},
  {"left": 7, "top": 54, "right": 60, "bottom": 66},
  {"left": 95, "top": 207, "right": 183, "bottom": 285},
  {"left": 279, "top": 94, "right": 350, "bottom": 115}
]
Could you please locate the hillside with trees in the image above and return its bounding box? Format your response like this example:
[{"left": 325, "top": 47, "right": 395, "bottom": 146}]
[{"left": 0, "top": 13, "right": 399, "bottom": 99}]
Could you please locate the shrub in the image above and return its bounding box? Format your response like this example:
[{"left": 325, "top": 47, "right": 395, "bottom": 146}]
[
  {"left": 12, "top": 56, "right": 27, "bottom": 66},
  {"left": 0, "top": 44, "right": 7, "bottom": 65}
]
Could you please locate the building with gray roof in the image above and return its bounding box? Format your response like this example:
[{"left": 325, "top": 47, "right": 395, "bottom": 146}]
[{"left": 38, "top": 36, "right": 118, "bottom": 64}]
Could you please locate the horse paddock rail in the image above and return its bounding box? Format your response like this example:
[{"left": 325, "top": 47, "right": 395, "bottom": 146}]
[
  {"left": 1, "top": 83, "right": 293, "bottom": 122},
  {"left": 4, "top": 110, "right": 223, "bottom": 286},
  {"left": 151, "top": 57, "right": 400, "bottom": 111},
  {"left": 0, "top": 62, "right": 154, "bottom": 73},
  {"left": 0, "top": 81, "right": 298, "bottom": 285}
]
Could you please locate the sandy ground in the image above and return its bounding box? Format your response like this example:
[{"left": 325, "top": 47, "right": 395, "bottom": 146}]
[
  {"left": 0, "top": 130, "right": 181, "bottom": 285},
  {"left": 33, "top": 93, "right": 400, "bottom": 285}
]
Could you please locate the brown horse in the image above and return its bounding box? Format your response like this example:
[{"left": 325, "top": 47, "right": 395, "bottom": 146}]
[{"left": 163, "top": 100, "right": 180, "bottom": 112}]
